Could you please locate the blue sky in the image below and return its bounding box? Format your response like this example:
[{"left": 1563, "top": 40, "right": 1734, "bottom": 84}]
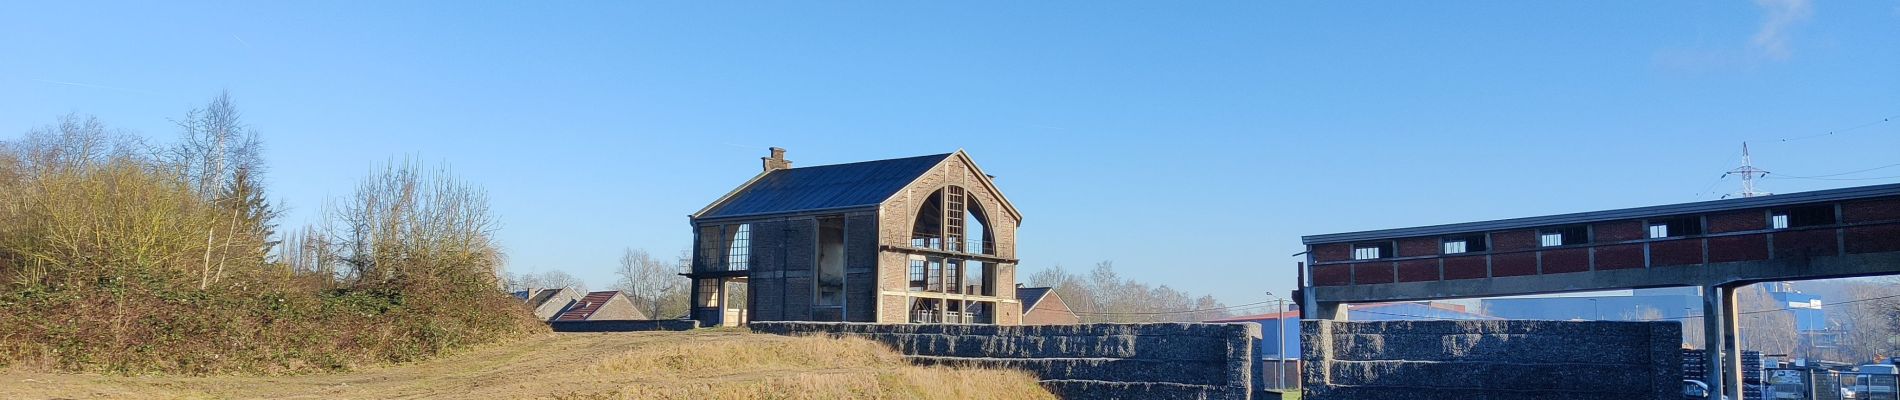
[{"left": 2, "top": 1, "right": 1897, "bottom": 312}]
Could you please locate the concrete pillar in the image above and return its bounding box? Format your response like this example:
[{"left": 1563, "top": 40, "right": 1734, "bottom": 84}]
[
  {"left": 1311, "top": 302, "right": 1348, "bottom": 321},
  {"left": 1719, "top": 285, "right": 1743, "bottom": 400},
  {"left": 1701, "top": 285, "right": 1726, "bottom": 398},
  {"left": 1701, "top": 284, "right": 1742, "bottom": 400}
]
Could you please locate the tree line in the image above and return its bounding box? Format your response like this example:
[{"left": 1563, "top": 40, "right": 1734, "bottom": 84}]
[
  {"left": 1029, "top": 261, "right": 1239, "bottom": 323},
  {"left": 0, "top": 91, "right": 541, "bottom": 374},
  {"left": 501, "top": 248, "right": 691, "bottom": 320}
]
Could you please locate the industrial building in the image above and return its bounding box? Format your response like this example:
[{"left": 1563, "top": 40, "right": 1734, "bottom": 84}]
[{"left": 685, "top": 148, "right": 1024, "bottom": 327}]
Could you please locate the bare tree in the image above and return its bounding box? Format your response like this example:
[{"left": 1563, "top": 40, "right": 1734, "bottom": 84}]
[
  {"left": 1029, "top": 261, "right": 1236, "bottom": 323},
  {"left": 328, "top": 158, "right": 503, "bottom": 290},
  {"left": 1831, "top": 282, "right": 1900, "bottom": 363},
  {"left": 510, "top": 269, "right": 587, "bottom": 293},
  {"left": 172, "top": 90, "right": 263, "bottom": 196},
  {"left": 1737, "top": 285, "right": 1800, "bottom": 355},
  {"left": 615, "top": 248, "right": 687, "bottom": 319}
]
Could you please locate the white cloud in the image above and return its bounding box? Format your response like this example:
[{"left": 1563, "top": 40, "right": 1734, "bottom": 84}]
[{"left": 1751, "top": 0, "right": 1813, "bottom": 60}]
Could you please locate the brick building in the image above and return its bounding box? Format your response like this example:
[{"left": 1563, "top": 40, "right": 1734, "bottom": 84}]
[
  {"left": 1015, "top": 286, "right": 1081, "bottom": 325},
  {"left": 685, "top": 148, "right": 1024, "bottom": 327},
  {"left": 1297, "top": 182, "right": 1900, "bottom": 398}
]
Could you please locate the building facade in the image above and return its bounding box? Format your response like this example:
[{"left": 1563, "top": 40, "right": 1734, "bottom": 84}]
[
  {"left": 1015, "top": 286, "right": 1081, "bottom": 325},
  {"left": 685, "top": 148, "right": 1024, "bottom": 327}
]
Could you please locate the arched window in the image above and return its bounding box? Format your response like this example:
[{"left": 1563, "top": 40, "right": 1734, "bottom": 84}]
[
  {"left": 966, "top": 200, "right": 995, "bottom": 255},
  {"left": 910, "top": 189, "right": 943, "bottom": 249}
]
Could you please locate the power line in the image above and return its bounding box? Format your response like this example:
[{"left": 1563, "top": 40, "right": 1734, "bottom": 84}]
[
  {"left": 1645, "top": 292, "right": 1900, "bottom": 321},
  {"left": 1768, "top": 162, "right": 1900, "bottom": 179},
  {"left": 1771, "top": 113, "right": 1900, "bottom": 143},
  {"left": 1765, "top": 174, "right": 1900, "bottom": 182}
]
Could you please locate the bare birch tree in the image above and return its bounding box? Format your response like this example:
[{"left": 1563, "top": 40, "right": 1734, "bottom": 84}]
[{"left": 614, "top": 248, "right": 687, "bottom": 319}]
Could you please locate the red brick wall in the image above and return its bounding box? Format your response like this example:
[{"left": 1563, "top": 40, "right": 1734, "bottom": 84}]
[
  {"left": 1491, "top": 230, "right": 1538, "bottom": 251},
  {"left": 1708, "top": 211, "right": 1766, "bottom": 234},
  {"left": 1492, "top": 253, "right": 1537, "bottom": 277},
  {"left": 1774, "top": 229, "right": 1838, "bottom": 258},
  {"left": 1541, "top": 248, "right": 1590, "bottom": 274},
  {"left": 1595, "top": 244, "right": 1645, "bottom": 270},
  {"left": 1842, "top": 198, "right": 1900, "bottom": 223},
  {"left": 1353, "top": 262, "right": 1395, "bottom": 284},
  {"left": 1312, "top": 244, "right": 1350, "bottom": 263},
  {"left": 1312, "top": 264, "right": 1351, "bottom": 286},
  {"left": 1707, "top": 235, "right": 1769, "bottom": 263},
  {"left": 1396, "top": 259, "right": 1439, "bottom": 282},
  {"left": 1021, "top": 293, "right": 1082, "bottom": 325},
  {"left": 1443, "top": 256, "right": 1488, "bottom": 279},
  {"left": 1594, "top": 220, "right": 1645, "bottom": 242},
  {"left": 1397, "top": 237, "right": 1439, "bottom": 258},
  {"left": 1846, "top": 225, "right": 1900, "bottom": 254},
  {"left": 1650, "top": 239, "right": 1704, "bottom": 266}
]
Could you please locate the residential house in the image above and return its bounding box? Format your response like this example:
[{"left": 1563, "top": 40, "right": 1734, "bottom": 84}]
[
  {"left": 519, "top": 288, "right": 585, "bottom": 321},
  {"left": 1015, "top": 286, "right": 1080, "bottom": 325},
  {"left": 552, "top": 291, "right": 648, "bottom": 321}
]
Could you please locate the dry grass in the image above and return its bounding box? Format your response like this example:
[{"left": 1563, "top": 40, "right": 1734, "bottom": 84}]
[{"left": 0, "top": 330, "right": 1055, "bottom": 400}]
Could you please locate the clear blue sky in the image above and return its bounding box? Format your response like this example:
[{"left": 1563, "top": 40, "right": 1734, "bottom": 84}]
[{"left": 3, "top": 1, "right": 1897, "bottom": 312}]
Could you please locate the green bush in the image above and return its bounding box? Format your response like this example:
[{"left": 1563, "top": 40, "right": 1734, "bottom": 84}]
[{"left": 0, "top": 113, "right": 544, "bottom": 375}]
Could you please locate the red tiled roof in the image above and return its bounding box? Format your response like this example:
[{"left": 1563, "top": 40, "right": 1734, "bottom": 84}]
[{"left": 553, "top": 291, "right": 619, "bottom": 321}]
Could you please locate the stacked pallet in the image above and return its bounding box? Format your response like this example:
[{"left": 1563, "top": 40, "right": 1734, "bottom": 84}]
[{"left": 1682, "top": 349, "right": 1768, "bottom": 400}]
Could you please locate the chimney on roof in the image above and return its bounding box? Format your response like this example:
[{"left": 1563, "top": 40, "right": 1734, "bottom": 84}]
[{"left": 763, "top": 147, "right": 792, "bottom": 172}]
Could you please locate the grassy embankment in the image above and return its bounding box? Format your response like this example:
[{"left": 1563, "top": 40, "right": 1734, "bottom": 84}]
[{"left": 1, "top": 330, "right": 1056, "bottom": 400}]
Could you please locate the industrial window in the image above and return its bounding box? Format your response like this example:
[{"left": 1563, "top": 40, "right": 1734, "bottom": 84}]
[
  {"left": 945, "top": 260, "right": 962, "bottom": 294},
  {"left": 966, "top": 261, "right": 990, "bottom": 296},
  {"left": 1442, "top": 234, "right": 1486, "bottom": 254},
  {"left": 816, "top": 217, "right": 845, "bottom": 306},
  {"left": 724, "top": 224, "right": 751, "bottom": 271},
  {"left": 909, "top": 258, "right": 927, "bottom": 291},
  {"left": 1772, "top": 205, "right": 1836, "bottom": 229},
  {"left": 1351, "top": 242, "right": 1392, "bottom": 260},
  {"left": 911, "top": 190, "right": 944, "bottom": 249},
  {"left": 967, "top": 200, "right": 996, "bottom": 255},
  {"left": 696, "top": 225, "right": 724, "bottom": 271},
  {"left": 1647, "top": 216, "right": 1702, "bottom": 239},
  {"left": 696, "top": 279, "right": 720, "bottom": 308},
  {"left": 926, "top": 258, "right": 944, "bottom": 292},
  {"left": 1539, "top": 226, "right": 1588, "bottom": 247}
]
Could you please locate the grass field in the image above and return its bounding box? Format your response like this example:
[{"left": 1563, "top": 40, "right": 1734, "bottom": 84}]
[{"left": 0, "top": 330, "right": 1055, "bottom": 400}]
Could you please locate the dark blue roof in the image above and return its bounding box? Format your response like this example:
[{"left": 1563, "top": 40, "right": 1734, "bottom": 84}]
[
  {"left": 698, "top": 153, "right": 952, "bottom": 219},
  {"left": 1016, "top": 287, "right": 1054, "bottom": 309}
]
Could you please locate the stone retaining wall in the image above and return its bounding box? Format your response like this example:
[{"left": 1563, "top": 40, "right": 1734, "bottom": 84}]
[
  {"left": 1301, "top": 320, "right": 1681, "bottom": 400},
  {"left": 751, "top": 322, "right": 1260, "bottom": 400},
  {"left": 547, "top": 319, "right": 701, "bottom": 332}
]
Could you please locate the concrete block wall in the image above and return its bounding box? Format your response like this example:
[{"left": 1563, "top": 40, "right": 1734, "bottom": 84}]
[
  {"left": 752, "top": 322, "right": 1260, "bottom": 400},
  {"left": 1302, "top": 320, "right": 1682, "bottom": 400}
]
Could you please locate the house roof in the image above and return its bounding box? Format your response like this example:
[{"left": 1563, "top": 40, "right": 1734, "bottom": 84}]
[
  {"left": 526, "top": 288, "right": 568, "bottom": 308},
  {"left": 1016, "top": 286, "right": 1055, "bottom": 311},
  {"left": 1303, "top": 182, "right": 1900, "bottom": 245},
  {"left": 553, "top": 291, "right": 622, "bottom": 321},
  {"left": 695, "top": 153, "right": 954, "bottom": 220}
]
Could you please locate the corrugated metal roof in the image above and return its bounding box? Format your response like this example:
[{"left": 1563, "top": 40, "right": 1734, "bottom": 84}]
[
  {"left": 698, "top": 153, "right": 952, "bottom": 219},
  {"left": 1303, "top": 182, "right": 1900, "bottom": 245}
]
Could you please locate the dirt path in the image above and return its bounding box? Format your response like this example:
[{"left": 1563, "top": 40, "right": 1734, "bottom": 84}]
[{"left": 1, "top": 330, "right": 1049, "bottom": 400}]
